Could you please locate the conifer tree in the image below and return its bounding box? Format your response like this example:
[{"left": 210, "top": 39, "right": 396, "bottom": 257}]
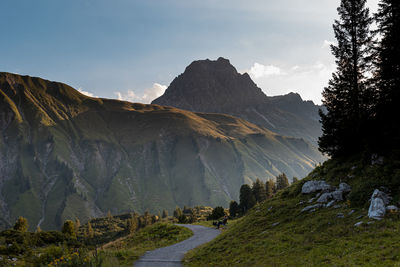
[
  {"left": 239, "top": 184, "right": 256, "bottom": 214},
  {"left": 75, "top": 218, "right": 81, "bottom": 229},
  {"left": 87, "top": 221, "right": 94, "bottom": 238},
  {"left": 374, "top": 0, "right": 400, "bottom": 150},
  {"left": 275, "top": 173, "right": 290, "bottom": 191},
  {"left": 173, "top": 207, "right": 183, "bottom": 218},
  {"left": 319, "top": 0, "right": 373, "bottom": 156},
  {"left": 62, "top": 220, "right": 76, "bottom": 239},
  {"left": 265, "top": 179, "right": 275, "bottom": 198},
  {"left": 229, "top": 200, "right": 240, "bottom": 218},
  {"left": 13, "top": 216, "right": 28, "bottom": 232},
  {"left": 252, "top": 179, "right": 267, "bottom": 203},
  {"left": 162, "top": 210, "right": 169, "bottom": 218}
]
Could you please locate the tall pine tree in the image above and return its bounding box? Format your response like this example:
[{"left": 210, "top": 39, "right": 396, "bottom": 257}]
[
  {"left": 374, "top": 0, "right": 400, "bottom": 151},
  {"left": 319, "top": 0, "right": 373, "bottom": 157},
  {"left": 252, "top": 179, "right": 267, "bottom": 203}
]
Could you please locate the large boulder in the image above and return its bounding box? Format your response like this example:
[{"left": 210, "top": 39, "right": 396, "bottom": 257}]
[
  {"left": 368, "top": 189, "right": 390, "bottom": 220},
  {"left": 301, "top": 181, "right": 333, "bottom": 194},
  {"left": 317, "top": 190, "right": 344, "bottom": 203}
]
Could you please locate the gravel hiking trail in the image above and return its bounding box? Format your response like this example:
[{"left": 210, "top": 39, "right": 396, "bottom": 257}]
[{"left": 135, "top": 224, "right": 220, "bottom": 267}]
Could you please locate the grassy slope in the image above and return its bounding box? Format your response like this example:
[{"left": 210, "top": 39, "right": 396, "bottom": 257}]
[{"left": 184, "top": 157, "right": 400, "bottom": 266}]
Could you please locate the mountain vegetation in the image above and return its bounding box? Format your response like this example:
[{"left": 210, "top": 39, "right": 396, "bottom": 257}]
[
  {"left": 152, "top": 57, "right": 322, "bottom": 146},
  {"left": 0, "top": 211, "right": 192, "bottom": 266},
  {"left": 320, "top": 0, "right": 400, "bottom": 157},
  {"left": 0, "top": 72, "right": 325, "bottom": 230}
]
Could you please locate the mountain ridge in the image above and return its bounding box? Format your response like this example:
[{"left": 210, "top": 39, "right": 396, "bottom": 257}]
[
  {"left": 152, "top": 57, "right": 322, "bottom": 145},
  {"left": 0, "top": 72, "right": 324, "bottom": 230}
]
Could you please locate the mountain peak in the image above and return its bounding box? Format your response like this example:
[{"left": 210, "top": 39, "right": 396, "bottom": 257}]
[
  {"left": 152, "top": 58, "right": 322, "bottom": 145},
  {"left": 152, "top": 58, "right": 267, "bottom": 112}
]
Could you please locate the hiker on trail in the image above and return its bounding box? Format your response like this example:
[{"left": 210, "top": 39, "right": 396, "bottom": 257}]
[{"left": 216, "top": 216, "right": 228, "bottom": 229}]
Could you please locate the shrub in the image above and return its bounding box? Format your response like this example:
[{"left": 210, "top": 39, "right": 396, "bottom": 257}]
[{"left": 13, "top": 217, "right": 28, "bottom": 232}]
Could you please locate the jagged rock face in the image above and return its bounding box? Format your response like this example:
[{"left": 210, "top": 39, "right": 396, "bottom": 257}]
[
  {"left": 152, "top": 57, "right": 323, "bottom": 146},
  {"left": 0, "top": 72, "right": 325, "bottom": 230},
  {"left": 154, "top": 58, "right": 268, "bottom": 113}
]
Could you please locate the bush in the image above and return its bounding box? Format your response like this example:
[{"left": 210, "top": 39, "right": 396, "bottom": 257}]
[
  {"left": 207, "top": 207, "right": 225, "bottom": 220},
  {"left": 13, "top": 217, "right": 28, "bottom": 232},
  {"left": 62, "top": 220, "right": 76, "bottom": 239}
]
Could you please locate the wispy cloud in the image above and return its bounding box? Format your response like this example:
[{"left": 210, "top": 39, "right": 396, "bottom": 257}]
[
  {"left": 115, "top": 83, "right": 167, "bottom": 104},
  {"left": 245, "top": 59, "right": 335, "bottom": 105},
  {"left": 248, "top": 63, "right": 284, "bottom": 79},
  {"left": 78, "top": 88, "right": 96, "bottom": 97}
]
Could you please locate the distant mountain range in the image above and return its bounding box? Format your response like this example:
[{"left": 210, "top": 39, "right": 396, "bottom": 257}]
[
  {"left": 0, "top": 72, "right": 324, "bottom": 230},
  {"left": 153, "top": 57, "right": 322, "bottom": 146}
]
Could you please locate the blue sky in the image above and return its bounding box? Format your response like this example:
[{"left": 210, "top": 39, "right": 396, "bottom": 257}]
[{"left": 0, "top": 0, "right": 378, "bottom": 104}]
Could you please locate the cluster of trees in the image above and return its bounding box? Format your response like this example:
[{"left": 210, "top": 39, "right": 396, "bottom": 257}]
[
  {"left": 319, "top": 0, "right": 400, "bottom": 157},
  {"left": 10, "top": 210, "right": 161, "bottom": 245},
  {"left": 229, "top": 174, "right": 294, "bottom": 217}
]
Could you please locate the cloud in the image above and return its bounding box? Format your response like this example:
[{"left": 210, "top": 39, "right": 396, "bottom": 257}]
[
  {"left": 322, "top": 40, "right": 334, "bottom": 48},
  {"left": 115, "top": 83, "right": 167, "bottom": 104},
  {"left": 78, "top": 88, "right": 96, "bottom": 97},
  {"left": 248, "top": 63, "right": 284, "bottom": 79},
  {"left": 246, "top": 61, "right": 336, "bottom": 105}
]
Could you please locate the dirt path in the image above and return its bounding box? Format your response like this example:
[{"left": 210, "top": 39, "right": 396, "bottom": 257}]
[{"left": 135, "top": 224, "right": 220, "bottom": 267}]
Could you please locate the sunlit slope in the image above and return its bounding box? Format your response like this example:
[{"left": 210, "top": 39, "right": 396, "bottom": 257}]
[{"left": 0, "top": 72, "right": 324, "bottom": 230}]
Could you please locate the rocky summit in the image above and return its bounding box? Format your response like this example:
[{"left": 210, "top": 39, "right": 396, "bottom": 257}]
[
  {"left": 0, "top": 72, "right": 325, "bottom": 230},
  {"left": 152, "top": 57, "right": 322, "bottom": 146}
]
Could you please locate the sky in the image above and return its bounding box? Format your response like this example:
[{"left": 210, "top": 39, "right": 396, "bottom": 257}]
[{"left": 0, "top": 0, "right": 379, "bottom": 105}]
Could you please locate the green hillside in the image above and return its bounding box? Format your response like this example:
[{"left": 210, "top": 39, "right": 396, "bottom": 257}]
[
  {"left": 0, "top": 72, "right": 325, "bottom": 231},
  {"left": 184, "top": 156, "right": 400, "bottom": 266}
]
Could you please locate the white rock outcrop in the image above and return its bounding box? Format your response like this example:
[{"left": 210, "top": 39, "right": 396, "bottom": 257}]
[
  {"left": 368, "top": 189, "right": 390, "bottom": 220},
  {"left": 301, "top": 181, "right": 333, "bottom": 194}
]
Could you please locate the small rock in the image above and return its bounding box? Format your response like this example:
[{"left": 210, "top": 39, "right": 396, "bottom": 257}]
[
  {"left": 296, "top": 201, "right": 305, "bottom": 206},
  {"left": 367, "top": 221, "right": 376, "bottom": 224},
  {"left": 333, "top": 205, "right": 341, "bottom": 209},
  {"left": 386, "top": 205, "right": 398, "bottom": 212},
  {"left": 348, "top": 210, "right": 355, "bottom": 215},
  {"left": 315, "top": 192, "right": 322, "bottom": 198},
  {"left": 301, "top": 203, "right": 324, "bottom": 213},
  {"left": 337, "top": 213, "right": 345, "bottom": 218},
  {"left": 268, "top": 206, "right": 273, "bottom": 211},
  {"left": 354, "top": 221, "right": 363, "bottom": 227},
  {"left": 302, "top": 180, "right": 333, "bottom": 194},
  {"left": 12, "top": 258, "right": 17, "bottom": 262},
  {"left": 326, "top": 200, "right": 336, "bottom": 208},
  {"left": 351, "top": 165, "right": 357, "bottom": 170},
  {"left": 356, "top": 215, "right": 363, "bottom": 219},
  {"left": 338, "top": 183, "right": 351, "bottom": 193},
  {"left": 272, "top": 222, "right": 280, "bottom": 227},
  {"left": 308, "top": 197, "right": 316, "bottom": 203},
  {"left": 317, "top": 190, "right": 343, "bottom": 203},
  {"left": 317, "top": 192, "right": 331, "bottom": 203},
  {"left": 371, "top": 154, "right": 384, "bottom": 165}
]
